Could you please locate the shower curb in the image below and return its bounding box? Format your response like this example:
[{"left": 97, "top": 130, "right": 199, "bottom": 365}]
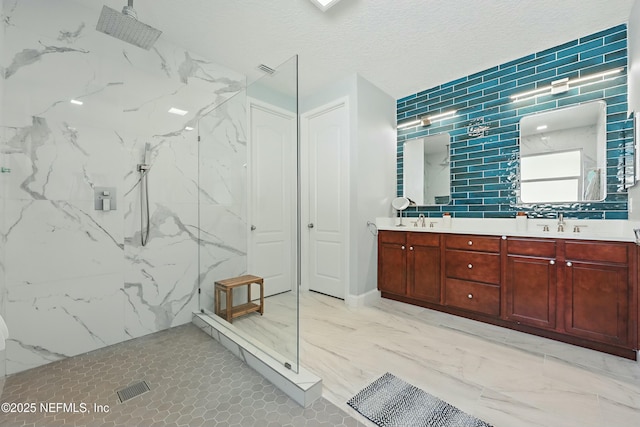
[{"left": 192, "top": 313, "right": 322, "bottom": 407}]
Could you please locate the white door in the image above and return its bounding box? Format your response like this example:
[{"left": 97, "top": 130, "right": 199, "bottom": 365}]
[
  {"left": 249, "top": 100, "right": 297, "bottom": 297},
  {"left": 301, "top": 99, "right": 349, "bottom": 299}
]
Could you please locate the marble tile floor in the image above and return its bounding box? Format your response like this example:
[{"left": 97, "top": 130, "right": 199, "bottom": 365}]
[
  {"left": 0, "top": 323, "right": 364, "bottom": 427},
  {"left": 294, "top": 291, "right": 640, "bottom": 427}
]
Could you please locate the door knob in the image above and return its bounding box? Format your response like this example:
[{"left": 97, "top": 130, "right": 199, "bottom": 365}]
[
  {"left": 307, "top": 223, "right": 314, "bottom": 229},
  {"left": 250, "top": 225, "right": 256, "bottom": 231}
]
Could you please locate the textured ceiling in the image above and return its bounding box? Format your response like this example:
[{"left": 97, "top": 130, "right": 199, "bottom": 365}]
[{"left": 88, "top": 0, "right": 634, "bottom": 99}]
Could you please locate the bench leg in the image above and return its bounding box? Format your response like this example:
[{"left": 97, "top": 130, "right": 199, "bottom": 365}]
[
  {"left": 214, "top": 287, "right": 220, "bottom": 316},
  {"left": 226, "top": 288, "right": 233, "bottom": 323},
  {"left": 259, "top": 281, "right": 264, "bottom": 315}
]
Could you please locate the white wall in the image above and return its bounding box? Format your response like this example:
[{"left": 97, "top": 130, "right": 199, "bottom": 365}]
[
  {"left": 301, "top": 73, "right": 396, "bottom": 300},
  {"left": 353, "top": 75, "right": 396, "bottom": 297},
  {"left": 0, "top": 0, "right": 244, "bottom": 374}
]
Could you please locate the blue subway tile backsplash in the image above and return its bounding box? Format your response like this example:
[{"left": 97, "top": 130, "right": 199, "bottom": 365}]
[{"left": 397, "top": 24, "right": 633, "bottom": 219}]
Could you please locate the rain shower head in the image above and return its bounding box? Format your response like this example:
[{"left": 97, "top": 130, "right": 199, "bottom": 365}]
[{"left": 96, "top": 1, "right": 162, "bottom": 50}]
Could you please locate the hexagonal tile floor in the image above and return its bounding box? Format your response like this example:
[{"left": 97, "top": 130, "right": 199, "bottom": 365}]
[{"left": 0, "top": 324, "right": 365, "bottom": 427}]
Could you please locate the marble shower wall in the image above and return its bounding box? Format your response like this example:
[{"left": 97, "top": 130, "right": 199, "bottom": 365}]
[
  {"left": 0, "top": 0, "right": 245, "bottom": 374},
  {"left": 198, "top": 92, "right": 249, "bottom": 313}
]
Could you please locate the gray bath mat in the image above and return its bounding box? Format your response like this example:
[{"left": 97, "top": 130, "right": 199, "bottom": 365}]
[{"left": 347, "top": 372, "right": 493, "bottom": 427}]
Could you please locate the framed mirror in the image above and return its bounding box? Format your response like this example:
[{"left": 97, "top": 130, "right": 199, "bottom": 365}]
[
  {"left": 519, "top": 101, "right": 607, "bottom": 203},
  {"left": 403, "top": 133, "right": 451, "bottom": 205}
]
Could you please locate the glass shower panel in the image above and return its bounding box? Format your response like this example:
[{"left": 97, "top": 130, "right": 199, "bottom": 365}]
[
  {"left": 197, "top": 88, "right": 249, "bottom": 316},
  {"left": 198, "top": 55, "right": 299, "bottom": 373}
]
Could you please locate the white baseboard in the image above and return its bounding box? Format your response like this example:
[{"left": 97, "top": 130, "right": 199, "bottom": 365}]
[{"left": 345, "top": 288, "right": 381, "bottom": 307}]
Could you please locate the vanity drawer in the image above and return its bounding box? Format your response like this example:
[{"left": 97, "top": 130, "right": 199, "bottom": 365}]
[
  {"left": 446, "top": 235, "right": 500, "bottom": 253},
  {"left": 445, "top": 278, "right": 500, "bottom": 316},
  {"left": 507, "top": 238, "right": 556, "bottom": 258},
  {"left": 379, "top": 230, "right": 406, "bottom": 245},
  {"left": 408, "top": 232, "right": 440, "bottom": 247},
  {"left": 565, "top": 241, "right": 629, "bottom": 264},
  {"left": 445, "top": 250, "right": 500, "bottom": 284}
]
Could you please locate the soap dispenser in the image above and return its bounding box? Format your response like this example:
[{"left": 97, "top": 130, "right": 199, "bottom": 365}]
[{"left": 442, "top": 212, "right": 451, "bottom": 228}]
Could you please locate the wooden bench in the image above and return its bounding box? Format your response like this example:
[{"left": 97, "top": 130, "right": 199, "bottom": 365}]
[{"left": 214, "top": 275, "right": 264, "bottom": 323}]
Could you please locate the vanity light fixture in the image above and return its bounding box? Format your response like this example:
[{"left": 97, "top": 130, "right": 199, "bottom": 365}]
[
  {"left": 397, "top": 119, "right": 421, "bottom": 130},
  {"left": 168, "top": 107, "right": 188, "bottom": 116},
  {"left": 421, "top": 110, "right": 457, "bottom": 126},
  {"left": 70, "top": 99, "right": 83, "bottom": 106},
  {"left": 309, "top": 0, "right": 343, "bottom": 12},
  {"left": 511, "top": 67, "right": 623, "bottom": 102},
  {"left": 397, "top": 109, "right": 457, "bottom": 129}
]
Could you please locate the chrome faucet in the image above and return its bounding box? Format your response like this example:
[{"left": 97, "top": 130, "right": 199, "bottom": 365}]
[
  {"left": 557, "top": 213, "right": 565, "bottom": 232},
  {"left": 418, "top": 214, "right": 426, "bottom": 228}
]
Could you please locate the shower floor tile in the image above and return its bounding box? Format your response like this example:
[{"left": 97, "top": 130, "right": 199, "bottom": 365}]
[{"left": 0, "top": 324, "right": 364, "bottom": 427}]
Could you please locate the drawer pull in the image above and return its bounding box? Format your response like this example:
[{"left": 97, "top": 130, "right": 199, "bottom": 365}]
[
  {"left": 467, "top": 293, "right": 473, "bottom": 299},
  {"left": 409, "top": 246, "right": 414, "bottom": 251},
  {"left": 566, "top": 261, "right": 572, "bottom": 267},
  {"left": 401, "top": 246, "right": 405, "bottom": 250},
  {"left": 468, "top": 240, "right": 473, "bottom": 246},
  {"left": 501, "top": 235, "right": 507, "bottom": 240},
  {"left": 467, "top": 264, "right": 473, "bottom": 269},
  {"left": 549, "top": 260, "right": 555, "bottom": 265}
]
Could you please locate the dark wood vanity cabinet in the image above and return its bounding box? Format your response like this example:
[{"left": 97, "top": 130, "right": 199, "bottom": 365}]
[
  {"left": 505, "top": 238, "right": 558, "bottom": 330},
  {"left": 562, "top": 241, "right": 633, "bottom": 347},
  {"left": 378, "top": 231, "right": 441, "bottom": 302},
  {"left": 378, "top": 230, "right": 638, "bottom": 359},
  {"left": 378, "top": 231, "right": 407, "bottom": 296},
  {"left": 408, "top": 233, "right": 441, "bottom": 303},
  {"left": 444, "top": 235, "right": 501, "bottom": 316}
]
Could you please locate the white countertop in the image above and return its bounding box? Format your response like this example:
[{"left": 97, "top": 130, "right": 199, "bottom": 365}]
[{"left": 376, "top": 217, "right": 640, "bottom": 243}]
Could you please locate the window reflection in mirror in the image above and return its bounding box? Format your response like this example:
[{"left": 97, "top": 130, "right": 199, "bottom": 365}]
[
  {"left": 519, "top": 101, "right": 607, "bottom": 203},
  {"left": 403, "top": 133, "right": 451, "bottom": 205}
]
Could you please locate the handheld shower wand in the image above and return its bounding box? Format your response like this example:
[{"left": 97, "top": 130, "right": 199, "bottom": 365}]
[{"left": 138, "top": 143, "right": 151, "bottom": 246}]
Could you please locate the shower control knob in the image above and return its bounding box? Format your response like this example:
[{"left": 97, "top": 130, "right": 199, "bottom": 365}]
[{"left": 250, "top": 225, "right": 256, "bottom": 231}]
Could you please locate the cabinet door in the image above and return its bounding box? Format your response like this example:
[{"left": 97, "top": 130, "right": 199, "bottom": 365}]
[
  {"left": 505, "top": 255, "right": 557, "bottom": 329},
  {"left": 378, "top": 240, "right": 407, "bottom": 296},
  {"left": 408, "top": 244, "right": 440, "bottom": 303},
  {"left": 564, "top": 261, "right": 629, "bottom": 346}
]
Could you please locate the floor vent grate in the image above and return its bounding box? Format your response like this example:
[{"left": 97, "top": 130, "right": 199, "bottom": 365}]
[{"left": 116, "top": 381, "right": 150, "bottom": 403}]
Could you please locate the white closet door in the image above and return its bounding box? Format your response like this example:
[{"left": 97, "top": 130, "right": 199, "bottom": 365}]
[
  {"left": 302, "top": 99, "right": 349, "bottom": 299},
  {"left": 249, "top": 100, "right": 297, "bottom": 297}
]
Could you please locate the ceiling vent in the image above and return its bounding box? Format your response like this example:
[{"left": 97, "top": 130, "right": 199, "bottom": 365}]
[{"left": 257, "top": 64, "right": 276, "bottom": 75}]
